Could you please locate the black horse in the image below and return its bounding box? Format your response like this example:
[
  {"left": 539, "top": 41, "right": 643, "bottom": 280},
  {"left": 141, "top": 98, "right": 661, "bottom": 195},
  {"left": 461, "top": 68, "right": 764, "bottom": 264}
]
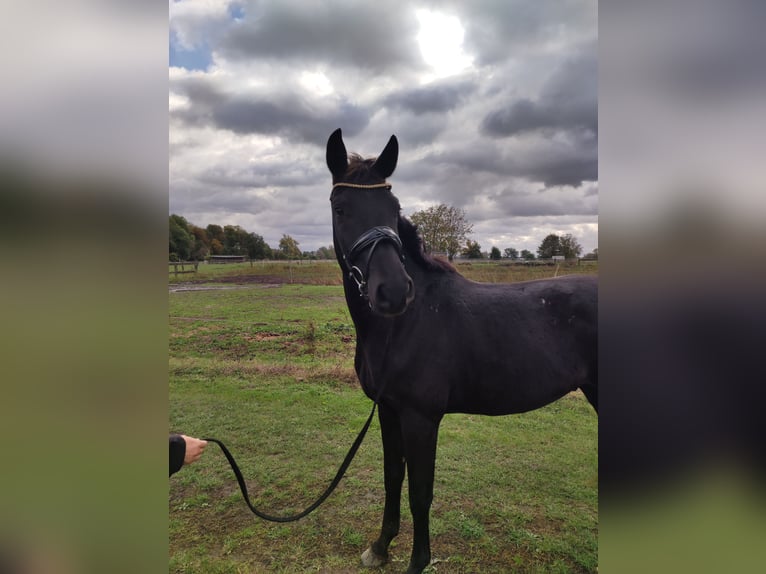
[{"left": 326, "top": 129, "right": 597, "bottom": 574}]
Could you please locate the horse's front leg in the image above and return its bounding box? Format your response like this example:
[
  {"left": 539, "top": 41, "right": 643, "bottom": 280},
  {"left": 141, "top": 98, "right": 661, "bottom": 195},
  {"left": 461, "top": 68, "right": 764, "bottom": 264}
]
[
  {"left": 401, "top": 410, "right": 441, "bottom": 574},
  {"left": 361, "top": 402, "right": 405, "bottom": 567}
]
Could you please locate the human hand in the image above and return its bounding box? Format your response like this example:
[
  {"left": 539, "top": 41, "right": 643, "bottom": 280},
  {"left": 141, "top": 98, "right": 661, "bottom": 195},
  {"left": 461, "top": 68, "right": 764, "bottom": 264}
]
[{"left": 181, "top": 435, "right": 208, "bottom": 465}]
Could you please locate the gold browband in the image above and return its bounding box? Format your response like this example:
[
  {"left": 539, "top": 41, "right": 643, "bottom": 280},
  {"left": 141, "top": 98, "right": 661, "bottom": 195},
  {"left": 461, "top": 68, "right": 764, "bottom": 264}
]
[{"left": 332, "top": 182, "right": 391, "bottom": 190}]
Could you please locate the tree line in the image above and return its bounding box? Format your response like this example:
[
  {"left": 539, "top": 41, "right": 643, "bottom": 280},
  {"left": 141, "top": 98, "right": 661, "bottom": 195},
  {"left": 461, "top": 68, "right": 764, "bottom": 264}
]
[
  {"left": 454, "top": 233, "right": 592, "bottom": 261},
  {"left": 408, "top": 204, "right": 596, "bottom": 261},
  {"left": 170, "top": 207, "right": 597, "bottom": 262},
  {"left": 169, "top": 214, "right": 334, "bottom": 261}
]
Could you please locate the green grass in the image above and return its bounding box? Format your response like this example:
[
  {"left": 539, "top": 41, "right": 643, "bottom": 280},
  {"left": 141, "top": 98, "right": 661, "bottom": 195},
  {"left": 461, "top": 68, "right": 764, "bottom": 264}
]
[
  {"left": 170, "top": 284, "right": 353, "bottom": 366},
  {"left": 169, "top": 260, "right": 344, "bottom": 285},
  {"left": 170, "top": 271, "right": 597, "bottom": 573}
]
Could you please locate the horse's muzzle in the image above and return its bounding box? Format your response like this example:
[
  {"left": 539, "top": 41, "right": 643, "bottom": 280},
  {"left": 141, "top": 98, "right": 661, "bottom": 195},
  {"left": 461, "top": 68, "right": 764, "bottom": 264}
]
[{"left": 370, "top": 272, "right": 414, "bottom": 317}]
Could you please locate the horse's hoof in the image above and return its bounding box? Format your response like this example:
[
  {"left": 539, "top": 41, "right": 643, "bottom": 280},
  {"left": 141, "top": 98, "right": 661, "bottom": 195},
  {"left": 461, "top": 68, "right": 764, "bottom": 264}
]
[{"left": 361, "top": 547, "right": 387, "bottom": 567}]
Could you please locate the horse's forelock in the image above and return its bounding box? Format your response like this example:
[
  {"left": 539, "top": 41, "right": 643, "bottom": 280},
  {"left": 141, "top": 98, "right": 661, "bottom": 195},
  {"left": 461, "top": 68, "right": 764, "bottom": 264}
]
[{"left": 346, "top": 154, "right": 377, "bottom": 178}]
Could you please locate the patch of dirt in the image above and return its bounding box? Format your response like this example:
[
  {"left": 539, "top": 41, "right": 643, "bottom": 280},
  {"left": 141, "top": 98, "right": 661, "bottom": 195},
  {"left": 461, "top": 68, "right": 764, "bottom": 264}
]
[
  {"left": 170, "top": 282, "right": 285, "bottom": 294},
  {"left": 214, "top": 274, "right": 286, "bottom": 284},
  {"left": 244, "top": 332, "right": 284, "bottom": 341},
  {"left": 176, "top": 274, "right": 333, "bottom": 287}
]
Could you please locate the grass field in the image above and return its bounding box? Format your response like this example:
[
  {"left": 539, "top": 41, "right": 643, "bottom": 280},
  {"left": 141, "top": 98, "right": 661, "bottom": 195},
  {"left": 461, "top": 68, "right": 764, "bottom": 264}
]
[
  {"left": 170, "top": 262, "right": 598, "bottom": 573},
  {"left": 169, "top": 258, "right": 598, "bottom": 286}
]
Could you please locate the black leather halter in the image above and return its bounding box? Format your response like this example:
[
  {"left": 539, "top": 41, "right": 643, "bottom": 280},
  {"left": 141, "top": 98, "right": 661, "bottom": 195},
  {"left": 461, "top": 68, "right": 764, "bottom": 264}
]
[
  {"left": 340, "top": 226, "right": 405, "bottom": 298},
  {"left": 331, "top": 181, "right": 405, "bottom": 297}
]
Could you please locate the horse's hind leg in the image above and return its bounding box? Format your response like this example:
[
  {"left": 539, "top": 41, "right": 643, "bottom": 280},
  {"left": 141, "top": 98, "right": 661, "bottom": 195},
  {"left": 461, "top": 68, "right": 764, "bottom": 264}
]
[{"left": 362, "top": 402, "right": 405, "bottom": 567}]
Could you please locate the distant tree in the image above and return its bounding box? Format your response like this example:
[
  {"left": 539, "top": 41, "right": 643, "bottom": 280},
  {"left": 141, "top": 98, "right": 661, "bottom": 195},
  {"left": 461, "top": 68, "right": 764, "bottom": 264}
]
[
  {"left": 489, "top": 246, "right": 502, "bottom": 260},
  {"left": 582, "top": 247, "right": 598, "bottom": 260},
  {"left": 410, "top": 204, "right": 473, "bottom": 261},
  {"left": 462, "top": 239, "right": 483, "bottom": 259},
  {"left": 244, "top": 232, "right": 270, "bottom": 260},
  {"left": 537, "top": 234, "right": 562, "bottom": 259},
  {"left": 520, "top": 249, "right": 535, "bottom": 260},
  {"left": 279, "top": 234, "right": 301, "bottom": 259},
  {"left": 169, "top": 214, "right": 193, "bottom": 260},
  {"left": 315, "top": 245, "right": 335, "bottom": 260},
  {"left": 223, "top": 225, "right": 246, "bottom": 255},
  {"left": 206, "top": 224, "right": 224, "bottom": 253},
  {"left": 559, "top": 233, "right": 583, "bottom": 259},
  {"left": 536, "top": 233, "right": 584, "bottom": 259},
  {"left": 504, "top": 247, "right": 518, "bottom": 259},
  {"left": 210, "top": 238, "right": 224, "bottom": 255},
  {"left": 189, "top": 225, "right": 210, "bottom": 260}
]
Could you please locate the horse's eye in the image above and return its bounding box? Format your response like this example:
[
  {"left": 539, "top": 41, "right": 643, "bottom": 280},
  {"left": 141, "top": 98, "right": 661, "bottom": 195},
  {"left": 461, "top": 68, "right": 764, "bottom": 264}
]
[{"left": 334, "top": 207, "right": 344, "bottom": 216}]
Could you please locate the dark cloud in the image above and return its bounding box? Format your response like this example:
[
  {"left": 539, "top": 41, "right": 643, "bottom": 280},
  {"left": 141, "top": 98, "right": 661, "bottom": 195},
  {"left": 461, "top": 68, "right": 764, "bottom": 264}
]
[
  {"left": 519, "top": 137, "right": 598, "bottom": 187},
  {"left": 526, "top": 156, "right": 597, "bottom": 188},
  {"left": 197, "top": 160, "right": 317, "bottom": 190},
  {"left": 170, "top": 186, "right": 273, "bottom": 221},
  {"left": 219, "top": 0, "right": 422, "bottom": 73},
  {"left": 383, "top": 78, "right": 477, "bottom": 114},
  {"left": 508, "top": 200, "right": 595, "bottom": 218},
  {"left": 469, "top": 47, "right": 598, "bottom": 187},
  {"left": 482, "top": 98, "right": 551, "bottom": 136},
  {"left": 171, "top": 76, "right": 370, "bottom": 145},
  {"left": 497, "top": 191, "right": 598, "bottom": 218},
  {"left": 210, "top": 97, "right": 368, "bottom": 144},
  {"left": 371, "top": 111, "right": 454, "bottom": 148},
  {"left": 418, "top": 127, "right": 596, "bottom": 189},
  {"left": 481, "top": 49, "right": 597, "bottom": 138}
]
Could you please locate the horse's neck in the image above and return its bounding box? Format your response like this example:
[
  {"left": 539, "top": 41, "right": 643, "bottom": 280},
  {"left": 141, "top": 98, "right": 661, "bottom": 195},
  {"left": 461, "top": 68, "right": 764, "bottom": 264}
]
[{"left": 341, "top": 254, "right": 440, "bottom": 344}]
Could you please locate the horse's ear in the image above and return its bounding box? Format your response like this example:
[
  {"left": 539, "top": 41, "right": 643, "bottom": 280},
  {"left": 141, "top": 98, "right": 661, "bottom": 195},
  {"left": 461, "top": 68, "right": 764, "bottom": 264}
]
[
  {"left": 326, "top": 128, "right": 348, "bottom": 180},
  {"left": 372, "top": 135, "right": 398, "bottom": 179}
]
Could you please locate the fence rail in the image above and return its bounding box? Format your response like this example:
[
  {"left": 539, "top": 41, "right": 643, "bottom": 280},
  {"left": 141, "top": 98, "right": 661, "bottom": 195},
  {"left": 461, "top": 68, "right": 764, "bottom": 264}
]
[{"left": 169, "top": 261, "right": 199, "bottom": 277}]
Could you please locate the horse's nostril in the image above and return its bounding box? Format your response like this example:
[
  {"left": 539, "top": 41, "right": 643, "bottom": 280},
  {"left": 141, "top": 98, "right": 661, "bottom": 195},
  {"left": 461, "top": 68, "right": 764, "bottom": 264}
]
[
  {"left": 374, "top": 280, "right": 412, "bottom": 315},
  {"left": 376, "top": 283, "right": 393, "bottom": 308}
]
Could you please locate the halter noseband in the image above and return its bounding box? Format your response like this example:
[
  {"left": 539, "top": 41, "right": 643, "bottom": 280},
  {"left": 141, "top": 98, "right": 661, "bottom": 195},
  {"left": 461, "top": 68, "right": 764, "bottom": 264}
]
[{"left": 332, "top": 181, "right": 405, "bottom": 298}]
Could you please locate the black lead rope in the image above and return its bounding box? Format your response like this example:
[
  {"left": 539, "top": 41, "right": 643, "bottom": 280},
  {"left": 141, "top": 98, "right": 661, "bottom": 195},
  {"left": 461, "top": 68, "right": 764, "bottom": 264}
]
[
  {"left": 203, "top": 402, "right": 377, "bottom": 523},
  {"left": 203, "top": 327, "right": 393, "bottom": 523}
]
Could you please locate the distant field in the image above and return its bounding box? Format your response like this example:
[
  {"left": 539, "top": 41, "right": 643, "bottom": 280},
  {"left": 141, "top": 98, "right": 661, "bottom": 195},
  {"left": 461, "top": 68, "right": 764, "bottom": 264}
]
[
  {"left": 169, "top": 258, "right": 598, "bottom": 286},
  {"left": 170, "top": 264, "right": 598, "bottom": 573}
]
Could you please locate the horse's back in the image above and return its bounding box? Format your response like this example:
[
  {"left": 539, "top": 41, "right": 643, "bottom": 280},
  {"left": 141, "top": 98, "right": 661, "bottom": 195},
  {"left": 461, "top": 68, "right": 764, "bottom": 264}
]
[{"left": 457, "top": 273, "right": 597, "bottom": 327}]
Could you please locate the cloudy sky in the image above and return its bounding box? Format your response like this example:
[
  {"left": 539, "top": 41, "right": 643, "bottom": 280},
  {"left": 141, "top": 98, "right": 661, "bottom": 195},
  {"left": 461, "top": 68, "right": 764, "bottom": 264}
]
[{"left": 169, "top": 0, "right": 597, "bottom": 255}]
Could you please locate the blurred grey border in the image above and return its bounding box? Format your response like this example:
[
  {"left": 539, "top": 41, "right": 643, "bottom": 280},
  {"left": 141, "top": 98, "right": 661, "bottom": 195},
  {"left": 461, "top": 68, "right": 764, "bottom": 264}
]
[
  {"left": 600, "top": 1, "right": 766, "bottom": 572},
  {"left": 1, "top": 1, "right": 764, "bottom": 573},
  {"left": 1, "top": 2, "right": 168, "bottom": 573}
]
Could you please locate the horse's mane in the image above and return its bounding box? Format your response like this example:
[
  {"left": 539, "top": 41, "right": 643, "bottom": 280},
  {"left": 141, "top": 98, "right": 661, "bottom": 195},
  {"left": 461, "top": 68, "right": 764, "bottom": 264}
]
[{"left": 398, "top": 215, "right": 457, "bottom": 274}]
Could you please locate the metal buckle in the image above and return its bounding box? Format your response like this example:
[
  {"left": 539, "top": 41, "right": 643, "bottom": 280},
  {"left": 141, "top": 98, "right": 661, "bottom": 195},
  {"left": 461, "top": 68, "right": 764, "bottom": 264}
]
[{"left": 349, "top": 266, "right": 366, "bottom": 296}]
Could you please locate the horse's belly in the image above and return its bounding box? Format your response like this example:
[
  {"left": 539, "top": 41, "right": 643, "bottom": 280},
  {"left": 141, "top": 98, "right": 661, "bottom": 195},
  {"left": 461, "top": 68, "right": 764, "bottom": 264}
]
[{"left": 448, "top": 371, "right": 580, "bottom": 415}]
